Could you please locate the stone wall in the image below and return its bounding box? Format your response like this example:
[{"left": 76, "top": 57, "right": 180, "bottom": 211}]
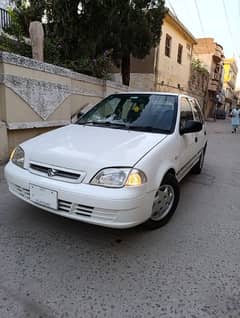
[
  {"left": 112, "top": 73, "right": 155, "bottom": 91},
  {"left": 188, "top": 68, "right": 209, "bottom": 114},
  {"left": 0, "top": 52, "right": 131, "bottom": 164}
]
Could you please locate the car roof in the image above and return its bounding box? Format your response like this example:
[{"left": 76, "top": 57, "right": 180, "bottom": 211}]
[{"left": 112, "top": 92, "right": 195, "bottom": 99}]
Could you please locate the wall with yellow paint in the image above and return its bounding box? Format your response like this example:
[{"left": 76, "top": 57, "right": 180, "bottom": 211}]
[
  {"left": 155, "top": 13, "right": 196, "bottom": 93},
  {"left": 224, "top": 58, "right": 237, "bottom": 89}
]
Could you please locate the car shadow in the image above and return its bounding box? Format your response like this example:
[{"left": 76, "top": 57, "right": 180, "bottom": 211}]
[{"left": 11, "top": 196, "right": 149, "bottom": 246}]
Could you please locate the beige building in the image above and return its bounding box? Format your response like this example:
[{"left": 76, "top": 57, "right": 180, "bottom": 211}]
[
  {"left": 154, "top": 11, "right": 196, "bottom": 93},
  {"left": 223, "top": 58, "right": 238, "bottom": 111},
  {"left": 112, "top": 10, "right": 197, "bottom": 94},
  {"left": 193, "top": 38, "right": 225, "bottom": 117}
]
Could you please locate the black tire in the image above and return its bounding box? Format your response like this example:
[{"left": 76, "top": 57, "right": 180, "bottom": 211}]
[
  {"left": 192, "top": 144, "right": 207, "bottom": 174},
  {"left": 143, "top": 174, "right": 180, "bottom": 230}
]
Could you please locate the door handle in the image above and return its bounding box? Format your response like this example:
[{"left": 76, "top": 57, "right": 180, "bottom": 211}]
[{"left": 195, "top": 137, "right": 198, "bottom": 143}]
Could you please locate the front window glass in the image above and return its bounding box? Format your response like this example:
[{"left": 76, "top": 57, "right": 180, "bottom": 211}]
[
  {"left": 180, "top": 97, "right": 194, "bottom": 130},
  {"left": 189, "top": 99, "right": 204, "bottom": 123},
  {"left": 78, "top": 94, "right": 178, "bottom": 134}
]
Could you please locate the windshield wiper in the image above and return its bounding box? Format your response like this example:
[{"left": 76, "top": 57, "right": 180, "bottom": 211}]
[
  {"left": 80, "top": 121, "right": 127, "bottom": 128},
  {"left": 127, "top": 125, "right": 169, "bottom": 134},
  {"left": 79, "top": 121, "right": 169, "bottom": 133}
]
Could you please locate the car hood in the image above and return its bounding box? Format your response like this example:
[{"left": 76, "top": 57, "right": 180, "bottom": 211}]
[{"left": 23, "top": 125, "right": 167, "bottom": 177}]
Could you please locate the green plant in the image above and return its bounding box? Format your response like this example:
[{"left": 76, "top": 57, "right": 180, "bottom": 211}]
[
  {"left": 63, "top": 50, "right": 114, "bottom": 79},
  {"left": 44, "top": 0, "right": 166, "bottom": 85},
  {"left": 4, "top": 1, "right": 45, "bottom": 37},
  {"left": 4, "top": 6, "right": 25, "bottom": 38},
  {"left": 43, "top": 37, "right": 62, "bottom": 65},
  {"left": 0, "top": 33, "right": 31, "bottom": 57},
  {"left": 81, "top": 0, "right": 166, "bottom": 85},
  {"left": 192, "top": 58, "right": 209, "bottom": 75},
  {"left": 0, "top": 0, "right": 166, "bottom": 82},
  {"left": 0, "top": 1, "right": 42, "bottom": 58}
]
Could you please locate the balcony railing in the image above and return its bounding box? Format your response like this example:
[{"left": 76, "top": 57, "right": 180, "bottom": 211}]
[
  {"left": 212, "top": 44, "right": 223, "bottom": 62},
  {"left": 0, "top": 8, "right": 11, "bottom": 29}
]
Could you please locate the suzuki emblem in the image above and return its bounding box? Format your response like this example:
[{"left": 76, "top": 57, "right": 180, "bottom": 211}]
[{"left": 48, "top": 168, "right": 57, "bottom": 177}]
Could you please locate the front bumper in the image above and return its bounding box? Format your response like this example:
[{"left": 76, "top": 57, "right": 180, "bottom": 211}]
[{"left": 4, "top": 162, "right": 155, "bottom": 229}]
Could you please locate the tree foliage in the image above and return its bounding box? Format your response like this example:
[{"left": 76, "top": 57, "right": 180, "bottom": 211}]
[
  {"left": 76, "top": 0, "right": 166, "bottom": 85},
  {"left": 192, "top": 58, "right": 209, "bottom": 75},
  {"left": 2, "top": 0, "right": 166, "bottom": 83},
  {"left": 6, "top": 0, "right": 45, "bottom": 37}
]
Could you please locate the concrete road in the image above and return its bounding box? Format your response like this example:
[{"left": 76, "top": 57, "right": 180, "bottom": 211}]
[{"left": 1, "top": 120, "right": 240, "bottom": 318}]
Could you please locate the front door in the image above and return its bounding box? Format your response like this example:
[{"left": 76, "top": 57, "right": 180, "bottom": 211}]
[
  {"left": 176, "top": 97, "right": 196, "bottom": 181},
  {"left": 189, "top": 98, "right": 206, "bottom": 155}
]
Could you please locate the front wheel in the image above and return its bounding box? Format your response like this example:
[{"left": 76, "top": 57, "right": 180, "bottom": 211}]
[{"left": 143, "top": 174, "right": 180, "bottom": 230}]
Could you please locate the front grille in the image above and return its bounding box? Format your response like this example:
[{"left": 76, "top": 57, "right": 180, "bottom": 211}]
[
  {"left": 30, "top": 163, "right": 82, "bottom": 181},
  {"left": 58, "top": 200, "right": 93, "bottom": 217},
  {"left": 58, "top": 200, "right": 72, "bottom": 212},
  {"left": 73, "top": 204, "right": 94, "bottom": 217},
  {"left": 61, "top": 200, "right": 116, "bottom": 221},
  {"left": 11, "top": 184, "right": 30, "bottom": 199},
  {"left": 30, "top": 164, "right": 49, "bottom": 174}
]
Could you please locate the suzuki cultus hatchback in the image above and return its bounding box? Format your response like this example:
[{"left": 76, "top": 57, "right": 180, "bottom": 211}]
[{"left": 5, "top": 93, "right": 207, "bottom": 229}]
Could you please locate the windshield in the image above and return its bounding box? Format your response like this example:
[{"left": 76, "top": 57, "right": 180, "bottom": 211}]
[{"left": 77, "top": 94, "right": 178, "bottom": 134}]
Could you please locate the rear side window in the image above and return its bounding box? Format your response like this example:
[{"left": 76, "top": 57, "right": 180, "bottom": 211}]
[
  {"left": 189, "top": 99, "right": 204, "bottom": 123},
  {"left": 180, "top": 97, "right": 193, "bottom": 130}
]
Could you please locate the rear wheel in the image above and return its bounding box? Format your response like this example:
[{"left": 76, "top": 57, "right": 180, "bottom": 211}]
[{"left": 143, "top": 174, "right": 180, "bottom": 230}]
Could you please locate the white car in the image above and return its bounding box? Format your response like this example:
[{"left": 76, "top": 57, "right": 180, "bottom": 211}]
[{"left": 5, "top": 93, "right": 207, "bottom": 229}]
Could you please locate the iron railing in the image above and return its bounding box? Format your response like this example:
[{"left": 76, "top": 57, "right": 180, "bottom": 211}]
[{"left": 0, "top": 8, "right": 11, "bottom": 29}]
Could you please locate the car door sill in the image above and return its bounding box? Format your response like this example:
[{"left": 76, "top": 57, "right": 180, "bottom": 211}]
[{"left": 176, "top": 149, "right": 202, "bottom": 181}]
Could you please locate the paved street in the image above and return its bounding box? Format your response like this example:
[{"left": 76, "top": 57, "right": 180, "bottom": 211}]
[{"left": 0, "top": 119, "right": 240, "bottom": 318}]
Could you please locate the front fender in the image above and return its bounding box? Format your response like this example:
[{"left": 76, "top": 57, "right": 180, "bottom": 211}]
[
  {"left": 148, "top": 161, "right": 177, "bottom": 192},
  {"left": 134, "top": 134, "right": 179, "bottom": 192},
  {"left": 135, "top": 155, "right": 177, "bottom": 193}
]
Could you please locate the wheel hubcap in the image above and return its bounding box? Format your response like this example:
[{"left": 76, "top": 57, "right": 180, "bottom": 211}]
[{"left": 151, "top": 184, "right": 175, "bottom": 221}]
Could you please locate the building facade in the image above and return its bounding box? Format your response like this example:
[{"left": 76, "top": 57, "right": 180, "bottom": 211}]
[
  {"left": 193, "top": 38, "right": 225, "bottom": 118},
  {"left": 154, "top": 11, "right": 196, "bottom": 93},
  {"left": 112, "top": 10, "right": 196, "bottom": 95},
  {"left": 223, "top": 58, "right": 238, "bottom": 112},
  {"left": 188, "top": 59, "right": 209, "bottom": 116}
]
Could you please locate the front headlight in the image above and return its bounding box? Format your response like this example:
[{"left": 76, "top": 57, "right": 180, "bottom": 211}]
[
  {"left": 10, "top": 146, "right": 25, "bottom": 169},
  {"left": 90, "top": 168, "right": 147, "bottom": 188}
]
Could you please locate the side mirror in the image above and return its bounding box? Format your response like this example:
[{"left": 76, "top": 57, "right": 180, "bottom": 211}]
[
  {"left": 71, "top": 103, "right": 94, "bottom": 123},
  {"left": 180, "top": 120, "right": 202, "bottom": 135}
]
